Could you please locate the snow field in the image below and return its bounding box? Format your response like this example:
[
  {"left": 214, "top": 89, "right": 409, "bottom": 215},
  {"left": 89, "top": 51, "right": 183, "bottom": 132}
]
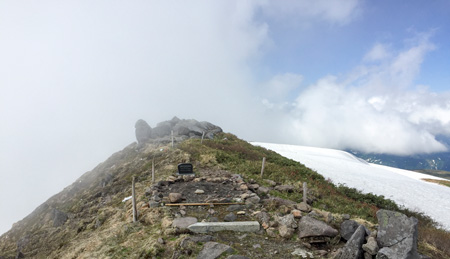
[{"left": 252, "top": 142, "right": 450, "bottom": 230}]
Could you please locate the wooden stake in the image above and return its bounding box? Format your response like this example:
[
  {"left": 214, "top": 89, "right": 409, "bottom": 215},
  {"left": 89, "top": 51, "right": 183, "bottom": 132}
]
[
  {"left": 165, "top": 202, "right": 245, "bottom": 206},
  {"left": 201, "top": 131, "right": 205, "bottom": 144},
  {"left": 171, "top": 130, "right": 174, "bottom": 148},
  {"left": 260, "top": 157, "right": 266, "bottom": 178},
  {"left": 132, "top": 176, "right": 138, "bottom": 222},
  {"left": 303, "top": 182, "right": 307, "bottom": 204},
  {"left": 151, "top": 158, "right": 155, "bottom": 184}
]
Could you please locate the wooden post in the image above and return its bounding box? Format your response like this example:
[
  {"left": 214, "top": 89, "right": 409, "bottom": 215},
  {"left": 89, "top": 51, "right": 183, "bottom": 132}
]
[
  {"left": 151, "top": 158, "right": 155, "bottom": 183},
  {"left": 201, "top": 131, "right": 205, "bottom": 144},
  {"left": 132, "top": 176, "right": 138, "bottom": 222},
  {"left": 303, "top": 182, "right": 307, "bottom": 204},
  {"left": 260, "top": 157, "right": 266, "bottom": 178},
  {"left": 171, "top": 130, "right": 174, "bottom": 148}
]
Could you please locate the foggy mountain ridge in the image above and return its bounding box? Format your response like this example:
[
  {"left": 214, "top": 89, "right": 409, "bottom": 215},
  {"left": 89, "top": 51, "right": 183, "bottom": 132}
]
[{"left": 1, "top": 118, "right": 449, "bottom": 258}]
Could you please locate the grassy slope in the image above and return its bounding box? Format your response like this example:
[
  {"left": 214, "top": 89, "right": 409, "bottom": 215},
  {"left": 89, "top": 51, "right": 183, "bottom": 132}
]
[{"left": 0, "top": 133, "right": 449, "bottom": 258}]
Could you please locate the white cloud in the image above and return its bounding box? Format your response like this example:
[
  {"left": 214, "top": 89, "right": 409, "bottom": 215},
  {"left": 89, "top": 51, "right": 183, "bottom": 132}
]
[
  {"left": 263, "top": 72, "right": 303, "bottom": 101},
  {"left": 364, "top": 43, "right": 391, "bottom": 62},
  {"left": 281, "top": 33, "right": 449, "bottom": 155}
]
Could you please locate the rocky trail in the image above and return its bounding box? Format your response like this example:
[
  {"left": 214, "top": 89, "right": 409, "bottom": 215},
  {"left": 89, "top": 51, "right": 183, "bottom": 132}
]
[{"left": 141, "top": 169, "right": 422, "bottom": 259}]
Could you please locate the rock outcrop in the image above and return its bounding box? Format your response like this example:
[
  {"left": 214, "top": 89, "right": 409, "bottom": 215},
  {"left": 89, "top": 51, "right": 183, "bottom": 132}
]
[
  {"left": 134, "top": 117, "right": 222, "bottom": 144},
  {"left": 135, "top": 119, "right": 152, "bottom": 144},
  {"left": 376, "top": 209, "right": 419, "bottom": 259}
]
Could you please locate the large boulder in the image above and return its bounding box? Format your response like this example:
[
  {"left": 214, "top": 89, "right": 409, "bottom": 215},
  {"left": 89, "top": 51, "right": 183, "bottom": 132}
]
[
  {"left": 298, "top": 216, "right": 338, "bottom": 238},
  {"left": 340, "top": 220, "right": 360, "bottom": 241},
  {"left": 52, "top": 208, "right": 68, "bottom": 227},
  {"left": 135, "top": 119, "right": 152, "bottom": 144},
  {"left": 334, "top": 225, "right": 367, "bottom": 259},
  {"left": 376, "top": 210, "right": 419, "bottom": 259}
]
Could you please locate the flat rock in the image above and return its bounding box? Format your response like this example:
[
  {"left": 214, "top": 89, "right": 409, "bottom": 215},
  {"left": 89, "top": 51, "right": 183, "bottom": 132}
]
[
  {"left": 197, "top": 242, "right": 234, "bottom": 259},
  {"left": 168, "top": 193, "right": 183, "bottom": 203},
  {"left": 188, "top": 221, "right": 260, "bottom": 233},
  {"left": 298, "top": 216, "right": 338, "bottom": 238},
  {"left": 296, "top": 202, "right": 311, "bottom": 212},
  {"left": 224, "top": 213, "right": 237, "bottom": 222},
  {"left": 194, "top": 189, "right": 205, "bottom": 194},
  {"left": 172, "top": 217, "right": 198, "bottom": 229}
]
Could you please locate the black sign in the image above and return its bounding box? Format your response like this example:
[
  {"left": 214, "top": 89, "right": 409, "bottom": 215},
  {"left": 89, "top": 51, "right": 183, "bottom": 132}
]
[{"left": 177, "top": 163, "right": 194, "bottom": 175}]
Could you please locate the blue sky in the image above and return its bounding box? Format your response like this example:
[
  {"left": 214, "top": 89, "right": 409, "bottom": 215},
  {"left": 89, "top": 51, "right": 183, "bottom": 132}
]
[
  {"left": 257, "top": 0, "right": 450, "bottom": 93},
  {"left": 1, "top": 0, "right": 450, "bottom": 236}
]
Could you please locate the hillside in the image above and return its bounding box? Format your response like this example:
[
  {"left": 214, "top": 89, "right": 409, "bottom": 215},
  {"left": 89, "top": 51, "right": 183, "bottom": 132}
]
[
  {"left": 252, "top": 142, "right": 450, "bottom": 230},
  {"left": 1, "top": 121, "right": 449, "bottom": 258}
]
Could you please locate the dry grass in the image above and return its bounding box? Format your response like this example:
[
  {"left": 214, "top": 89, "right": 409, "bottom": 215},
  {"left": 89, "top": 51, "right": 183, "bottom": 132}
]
[
  {"left": 419, "top": 225, "right": 450, "bottom": 259},
  {"left": 422, "top": 178, "right": 450, "bottom": 188}
]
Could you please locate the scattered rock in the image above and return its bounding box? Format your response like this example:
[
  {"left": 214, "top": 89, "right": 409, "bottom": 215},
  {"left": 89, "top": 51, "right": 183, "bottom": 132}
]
[
  {"left": 342, "top": 214, "right": 351, "bottom": 220},
  {"left": 296, "top": 202, "right": 312, "bottom": 212},
  {"left": 224, "top": 213, "right": 237, "bottom": 222},
  {"left": 168, "top": 193, "right": 183, "bottom": 203},
  {"left": 341, "top": 220, "right": 360, "bottom": 241},
  {"left": 274, "top": 185, "right": 295, "bottom": 193},
  {"left": 225, "top": 255, "right": 250, "bottom": 259},
  {"left": 194, "top": 189, "right": 205, "bottom": 194},
  {"left": 292, "top": 209, "right": 302, "bottom": 218},
  {"left": 362, "top": 236, "right": 379, "bottom": 255},
  {"left": 291, "top": 248, "right": 314, "bottom": 258},
  {"left": 266, "top": 227, "right": 277, "bottom": 237},
  {"left": 298, "top": 216, "right": 338, "bottom": 238},
  {"left": 237, "top": 211, "right": 246, "bottom": 215},
  {"left": 334, "top": 225, "right": 367, "bottom": 259},
  {"left": 245, "top": 195, "right": 260, "bottom": 205},
  {"left": 254, "top": 211, "right": 270, "bottom": 225},
  {"left": 264, "top": 179, "right": 277, "bottom": 187},
  {"left": 227, "top": 205, "right": 246, "bottom": 212},
  {"left": 157, "top": 237, "right": 165, "bottom": 244},
  {"left": 253, "top": 244, "right": 262, "bottom": 249},
  {"left": 263, "top": 197, "right": 296, "bottom": 209},
  {"left": 277, "top": 214, "right": 297, "bottom": 229},
  {"left": 279, "top": 225, "right": 295, "bottom": 239},
  {"left": 197, "top": 242, "right": 234, "bottom": 259},
  {"left": 256, "top": 186, "right": 270, "bottom": 195}
]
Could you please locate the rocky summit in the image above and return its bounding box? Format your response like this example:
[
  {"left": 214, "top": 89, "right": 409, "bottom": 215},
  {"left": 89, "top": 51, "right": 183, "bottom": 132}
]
[
  {"left": 0, "top": 118, "right": 448, "bottom": 258},
  {"left": 135, "top": 117, "right": 222, "bottom": 145}
]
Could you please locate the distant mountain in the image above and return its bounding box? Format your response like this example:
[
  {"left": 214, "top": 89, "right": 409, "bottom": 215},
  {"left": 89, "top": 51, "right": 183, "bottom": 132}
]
[
  {"left": 347, "top": 150, "right": 450, "bottom": 171},
  {"left": 348, "top": 135, "right": 450, "bottom": 172}
]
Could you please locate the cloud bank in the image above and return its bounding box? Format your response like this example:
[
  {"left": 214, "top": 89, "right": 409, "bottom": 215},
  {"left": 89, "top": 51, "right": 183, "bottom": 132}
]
[{"left": 273, "top": 33, "right": 450, "bottom": 155}]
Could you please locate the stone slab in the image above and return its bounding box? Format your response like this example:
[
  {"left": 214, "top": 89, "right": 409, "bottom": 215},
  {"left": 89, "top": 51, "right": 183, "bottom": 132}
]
[{"left": 188, "top": 221, "right": 260, "bottom": 233}]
